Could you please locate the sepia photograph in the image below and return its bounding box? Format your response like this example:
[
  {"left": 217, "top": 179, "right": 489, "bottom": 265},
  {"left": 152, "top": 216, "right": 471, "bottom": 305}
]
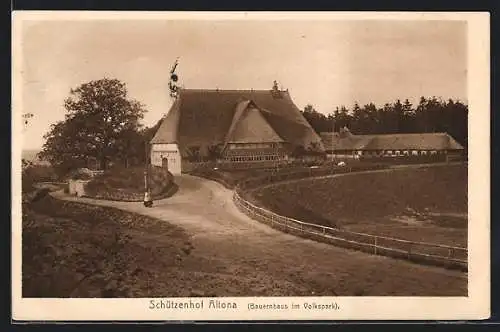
[{"left": 12, "top": 11, "right": 490, "bottom": 321}]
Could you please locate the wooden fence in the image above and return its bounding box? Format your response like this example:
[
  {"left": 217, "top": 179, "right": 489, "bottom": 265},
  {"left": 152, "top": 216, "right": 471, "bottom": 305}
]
[
  {"left": 232, "top": 184, "right": 468, "bottom": 272},
  {"left": 189, "top": 161, "right": 468, "bottom": 271}
]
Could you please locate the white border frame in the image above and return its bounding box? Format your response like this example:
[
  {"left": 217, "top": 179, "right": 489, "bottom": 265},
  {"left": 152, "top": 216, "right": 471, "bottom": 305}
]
[{"left": 11, "top": 11, "right": 490, "bottom": 321}]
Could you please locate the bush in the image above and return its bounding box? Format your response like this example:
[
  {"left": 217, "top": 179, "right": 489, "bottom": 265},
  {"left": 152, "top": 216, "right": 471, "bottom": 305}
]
[
  {"left": 70, "top": 173, "right": 93, "bottom": 180},
  {"left": 22, "top": 164, "right": 60, "bottom": 194},
  {"left": 83, "top": 166, "right": 175, "bottom": 201},
  {"left": 189, "top": 162, "right": 390, "bottom": 193}
]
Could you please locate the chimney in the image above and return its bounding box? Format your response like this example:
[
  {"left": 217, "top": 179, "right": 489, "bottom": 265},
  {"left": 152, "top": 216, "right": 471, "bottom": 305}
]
[{"left": 339, "top": 126, "right": 352, "bottom": 138}]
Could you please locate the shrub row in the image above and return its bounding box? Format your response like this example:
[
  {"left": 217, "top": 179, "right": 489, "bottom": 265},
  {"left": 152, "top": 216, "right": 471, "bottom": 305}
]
[
  {"left": 235, "top": 163, "right": 390, "bottom": 191},
  {"left": 190, "top": 163, "right": 391, "bottom": 194},
  {"left": 83, "top": 167, "right": 176, "bottom": 202},
  {"left": 84, "top": 182, "right": 178, "bottom": 202}
]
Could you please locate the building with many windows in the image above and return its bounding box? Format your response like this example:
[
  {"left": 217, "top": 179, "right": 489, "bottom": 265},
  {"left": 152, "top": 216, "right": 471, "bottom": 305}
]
[
  {"left": 150, "top": 87, "right": 324, "bottom": 174},
  {"left": 320, "top": 126, "right": 464, "bottom": 160}
]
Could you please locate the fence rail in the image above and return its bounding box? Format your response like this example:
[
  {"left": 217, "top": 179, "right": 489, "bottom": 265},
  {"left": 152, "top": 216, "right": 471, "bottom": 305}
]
[
  {"left": 190, "top": 161, "right": 468, "bottom": 271},
  {"left": 233, "top": 190, "right": 468, "bottom": 272}
]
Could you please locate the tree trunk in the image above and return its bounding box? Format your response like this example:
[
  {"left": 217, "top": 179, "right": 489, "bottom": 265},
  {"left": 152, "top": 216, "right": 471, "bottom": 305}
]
[{"left": 100, "top": 156, "right": 107, "bottom": 170}]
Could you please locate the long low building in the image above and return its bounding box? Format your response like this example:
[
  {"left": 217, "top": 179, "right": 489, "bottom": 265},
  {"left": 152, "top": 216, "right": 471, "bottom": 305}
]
[
  {"left": 150, "top": 87, "right": 324, "bottom": 174},
  {"left": 320, "top": 127, "right": 465, "bottom": 159}
]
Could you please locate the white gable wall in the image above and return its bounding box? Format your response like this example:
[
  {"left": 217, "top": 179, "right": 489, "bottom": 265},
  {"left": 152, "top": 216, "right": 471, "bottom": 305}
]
[{"left": 151, "top": 143, "right": 182, "bottom": 175}]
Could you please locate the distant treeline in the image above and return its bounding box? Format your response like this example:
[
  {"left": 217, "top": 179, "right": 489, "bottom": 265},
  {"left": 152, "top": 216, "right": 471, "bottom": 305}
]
[{"left": 300, "top": 96, "right": 468, "bottom": 148}]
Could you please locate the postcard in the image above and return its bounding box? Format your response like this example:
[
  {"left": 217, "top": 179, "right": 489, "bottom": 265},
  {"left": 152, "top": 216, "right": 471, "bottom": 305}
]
[{"left": 12, "top": 11, "right": 490, "bottom": 321}]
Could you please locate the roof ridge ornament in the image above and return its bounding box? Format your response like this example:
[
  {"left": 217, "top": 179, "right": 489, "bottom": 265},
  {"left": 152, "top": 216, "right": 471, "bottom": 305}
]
[
  {"left": 271, "top": 80, "right": 283, "bottom": 99},
  {"left": 168, "top": 58, "right": 180, "bottom": 99}
]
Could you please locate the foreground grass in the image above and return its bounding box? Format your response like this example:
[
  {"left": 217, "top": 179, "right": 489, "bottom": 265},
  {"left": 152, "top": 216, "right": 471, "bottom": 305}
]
[
  {"left": 248, "top": 164, "right": 467, "bottom": 247},
  {"left": 23, "top": 194, "right": 193, "bottom": 297},
  {"left": 21, "top": 187, "right": 467, "bottom": 297}
]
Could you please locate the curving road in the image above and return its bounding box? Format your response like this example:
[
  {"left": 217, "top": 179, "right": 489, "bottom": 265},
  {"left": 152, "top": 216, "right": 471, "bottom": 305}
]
[{"left": 52, "top": 174, "right": 467, "bottom": 296}]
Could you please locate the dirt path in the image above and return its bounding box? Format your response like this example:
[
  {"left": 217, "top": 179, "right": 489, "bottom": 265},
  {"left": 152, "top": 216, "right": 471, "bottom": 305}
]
[{"left": 51, "top": 174, "right": 467, "bottom": 296}]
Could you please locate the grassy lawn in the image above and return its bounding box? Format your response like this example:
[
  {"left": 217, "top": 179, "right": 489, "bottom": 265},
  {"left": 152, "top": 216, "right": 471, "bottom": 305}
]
[
  {"left": 84, "top": 166, "right": 175, "bottom": 199},
  {"left": 248, "top": 164, "right": 467, "bottom": 248},
  {"left": 23, "top": 194, "right": 194, "bottom": 297},
  {"left": 189, "top": 168, "right": 275, "bottom": 188},
  {"left": 21, "top": 174, "right": 467, "bottom": 297},
  {"left": 189, "top": 160, "right": 388, "bottom": 189}
]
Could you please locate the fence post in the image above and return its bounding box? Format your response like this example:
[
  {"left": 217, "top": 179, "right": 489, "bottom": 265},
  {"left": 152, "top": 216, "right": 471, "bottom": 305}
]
[
  {"left": 448, "top": 248, "right": 454, "bottom": 258},
  {"left": 374, "top": 236, "right": 378, "bottom": 255},
  {"left": 322, "top": 227, "right": 325, "bottom": 235}
]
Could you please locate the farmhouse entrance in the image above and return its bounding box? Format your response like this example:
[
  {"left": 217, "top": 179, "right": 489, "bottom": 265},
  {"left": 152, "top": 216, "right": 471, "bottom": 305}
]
[{"left": 150, "top": 144, "right": 182, "bottom": 175}]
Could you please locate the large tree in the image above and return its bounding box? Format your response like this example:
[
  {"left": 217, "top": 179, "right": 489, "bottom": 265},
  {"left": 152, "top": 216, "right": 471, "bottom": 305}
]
[
  {"left": 301, "top": 104, "right": 332, "bottom": 133},
  {"left": 40, "top": 78, "right": 147, "bottom": 172}
]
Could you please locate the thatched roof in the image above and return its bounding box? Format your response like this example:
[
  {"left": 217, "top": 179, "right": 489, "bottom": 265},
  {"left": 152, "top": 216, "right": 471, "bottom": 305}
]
[
  {"left": 320, "top": 129, "right": 464, "bottom": 151},
  {"left": 224, "top": 101, "right": 285, "bottom": 145},
  {"left": 151, "top": 89, "right": 324, "bottom": 156}
]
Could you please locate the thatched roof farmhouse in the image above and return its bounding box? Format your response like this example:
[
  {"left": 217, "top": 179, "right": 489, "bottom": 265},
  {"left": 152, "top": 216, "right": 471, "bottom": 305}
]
[
  {"left": 320, "top": 126, "right": 464, "bottom": 158},
  {"left": 150, "top": 88, "right": 324, "bottom": 174}
]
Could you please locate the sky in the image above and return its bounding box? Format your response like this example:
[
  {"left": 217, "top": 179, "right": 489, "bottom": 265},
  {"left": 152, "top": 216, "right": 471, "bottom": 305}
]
[{"left": 17, "top": 16, "right": 467, "bottom": 150}]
